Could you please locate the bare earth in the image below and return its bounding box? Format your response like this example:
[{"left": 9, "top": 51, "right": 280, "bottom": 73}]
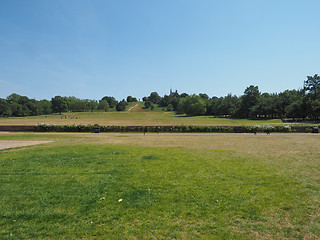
[{"left": 0, "top": 141, "right": 53, "bottom": 150}]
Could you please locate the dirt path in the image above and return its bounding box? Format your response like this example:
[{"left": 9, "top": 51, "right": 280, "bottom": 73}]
[
  {"left": 127, "top": 103, "right": 139, "bottom": 112},
  {"left": 0, "top": 141, "right": 53, "bottom": 150}
]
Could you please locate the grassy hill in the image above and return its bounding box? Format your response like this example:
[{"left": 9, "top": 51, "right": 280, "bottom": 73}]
[{"left": 0, "top": 102, "right": 289, "bottom": 126}]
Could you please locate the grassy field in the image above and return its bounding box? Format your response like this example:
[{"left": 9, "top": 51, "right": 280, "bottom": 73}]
[
  {"left": 0, "top": 103, "right": 286, "bottom": 126},
  {"left": 0, "top": 132, "right": 319, "bottom": 239}
]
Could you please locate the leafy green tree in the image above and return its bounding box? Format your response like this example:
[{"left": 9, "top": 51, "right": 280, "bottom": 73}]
[
  {"left": 126, "top": 96, "right": 133, "bottom": 102},
  {"left": 116, "top": 100, "right": 127, "bottom": 111},
  {"left": 27, "top": 99, "right": 40, "bottom": 116},
  {"left": 166, "top": 104, "right": 174, "bottom": 111},
  {"left": 219, "top": 94, "right": 240, "bottom": 116},
  {"left": 67, "top": 97, "right": 83, "bottom": 112},
  {"left": 126, "top": 96, "right": 138, "bottom": 102},
  {"left": 159, "top": 95, "right": 170, "bottom": 107},
  {"left": 251, "top": 93, "right": 279, "bottom": 118},
  {"left": 304, "top": 74, "right": 320, "bottom": 98},
  {"left": 278, "top": 90, "right": 303, "bottom": 118},
  {"left": 144, "top": 99, "right": 152, "bottom": 109},
  {"left": 6, "top": 93, "right": 20, "bottom": 103},
  {"left": 101, "top": 96, "right": 118, "bottom": 108},
  {"left": 199, "top": 93, "right": 209, "bottom": 100},
  {"left": 10, "top": 102, "right": 23, "bottom": 117},
  {"left": 87, "top": 100, "right": 98, "bottom": 112},
  {"left": 98, "top": 100, "right": 109, "bottom": 111},
  {"left": 51, "top": 96, "right": 68, "bottom": 114},
  {"left": 180, "top": 93, "right": 189, "bottom": 98},
  {"left": 0, "top": 98, "right": 12, "bottom": 117},
  {"left": 177, "top": 95, "right": 206, "bottom": 116},
  {"left": 303, "top": 74, "right": 320, "bottom": 119},
  {"left": 286, "top": 100, "right": 302, "bottom": 119},
  {"left": 149, "top": 92, "right": 161, "bottom": 104},
  {"left": 206, "top": 97, "right": 220, "bottom": 116},
  {"left": 38, "top": 100, "right": 52, "bottom": 115},
  {"left": 237, "top": 85, "right": 260, "bottom": 118},
  {"left": 310, "top": 98, "right": 320, "bottom": 119},
  {"left": 302, "top": 96, "right": 313, "bottom": 120}
]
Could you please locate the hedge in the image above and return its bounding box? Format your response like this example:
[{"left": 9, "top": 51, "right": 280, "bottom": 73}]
[{"left": 34, "top": 124, "right": 293, "bottom": 133}]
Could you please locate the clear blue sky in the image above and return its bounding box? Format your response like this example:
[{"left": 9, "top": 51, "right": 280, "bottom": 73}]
[{"left": 0, "top": 0, "right": 319, "bottom": 101}]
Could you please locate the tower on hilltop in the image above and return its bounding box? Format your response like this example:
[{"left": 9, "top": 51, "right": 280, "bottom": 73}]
[{"left": 170, "top": 88, "right": 178, "bottom": 96}]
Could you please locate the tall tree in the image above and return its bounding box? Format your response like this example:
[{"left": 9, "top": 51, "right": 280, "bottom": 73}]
[
  {"left": 237, "top": 85, "right": 260, "bottom": 118},
  {"left": 149, "top": 92, "right": 161, "bottom": 104},
  {"left": 116, "top": 100, "right": 127, "bottom": 111},
  {"left": 101, "top": 96, "right": 118, "bottom": 108},
  {"left": 38, "top": 100, "right": 52, "bottom": 115},
  {"left": 51, "top": 96, "right": 68, "bottom": 114},
  {"left": 0, "top": 98, "right": 12, "bottom": 117},
  {"left": 177, "top": 95, "right": 206, "bottom": 116},
  {"left": 97, "top": 100, "right": 109, "bottom": 111},
  {"left": 304, "top": 74, "right": 320, "bottom": 98}
]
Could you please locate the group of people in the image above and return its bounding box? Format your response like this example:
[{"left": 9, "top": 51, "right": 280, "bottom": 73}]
[{"left": 60, "top": 115, "right": 79, "bottom": 119}]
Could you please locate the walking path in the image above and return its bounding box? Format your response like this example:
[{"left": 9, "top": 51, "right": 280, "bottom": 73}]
[
  {"left": 127, "top": 103, "right": 139, "bottom": 112},
  {"left": 0, "top": 141, "right": 53, "bottom": 150}
]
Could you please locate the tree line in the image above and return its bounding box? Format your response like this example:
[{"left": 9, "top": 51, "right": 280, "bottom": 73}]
[
  {"left": 0, "top": 94, "right": 138, "bottom": 117},
  {"left": 143, "top": 74, "right": 320, "bottom": 120},
  {"left": 0, "top": 74, "right": 319, "bottom": 120}
]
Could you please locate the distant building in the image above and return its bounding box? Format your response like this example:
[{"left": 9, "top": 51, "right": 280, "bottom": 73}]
[{"left": 170, "top": 88, "right": 178, "bottom": 96}]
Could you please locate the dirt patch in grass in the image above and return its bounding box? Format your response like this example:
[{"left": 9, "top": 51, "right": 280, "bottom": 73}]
[{"left": 0, "top": 140, "right": 53, "bottom": 150}]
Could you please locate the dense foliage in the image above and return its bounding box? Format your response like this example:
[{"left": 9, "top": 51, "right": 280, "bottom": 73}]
[
  {"left": 145, "top": 74, "right": 320, "bottom": 120},
  {"left": 1, "top": 74, "right": 320, "bottom": 120},
  {"left": 34, "top": 124, "right": 294, "bottom": 133},
  {"left": 0, "top": 94, "right": 137, "bottom": 117}
]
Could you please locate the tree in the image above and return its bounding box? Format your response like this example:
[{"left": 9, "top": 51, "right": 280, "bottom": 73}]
[
  {"left": 219, "top": 94, "right": 240, "bottom": 116},
  {"left": 67, "top": 97, "right": 84, "bottom": 112},
  {"left": 304, "top": 74, "right": 320, "bottom": 98},
  {"left": 251, "top": 93, "right": 280, "bottom": 118},
  {"left": 311, "top": 99, "right": 320, "bottom": 120},
  {"left": 51, "top": 96, "right": 68, "bottom": 114},
  {"left": 180, "top": 93, "right": 189, "bottom": 98},
  {"left": 98, "top": 100, "right": 109, "bottom": 111},
  {"left": 116, "top": 100, "right": 127, "bottom": 111},
  {"left": 38, "top": 100, "right": 52, "bottom": 115},
  {"left": 237, "top": 85, "right": 260, "bottom": 118},
  {"left": 6, "top": 93, "right": 20, "bottom": 103},
  {"left": 177, "top": 95, "right": 206, "bottom": 116},
  {"left": 144, "top": 99, "right": 152, "bottom": 109},
  {"left": 27, "top": 99, "right": 40, "bottom": 116},
  {"left": 149, "top": 92, "right": 161, "bottom": 104},
  {"left": 126, "top": 96, "right": 138, "bottom": 102},
  {"left": 167, "top": 104, "right": 174, "bottom": 111},
  {"left": 286, "top": 100, "right": 303, "bottom": 119},
  {"left": 10, "top": 102, "right": 23, "bottom": 117},
  {"left": 126, "top": 96, "right": 133, "bottom": 102},
  {"left": 87, "top": 100, "right": 98, "bottom": 112},
  {"left": 278, "top": 90, "right": 303, "bottom": 118},
  {"left": 0, "top": 98, "right": 12, "bottom": 117},
  {"left": 199, "top": 93, "right": 209, "bottom": 100},
  {"left": 101, "top": 96, "right": 118, "bottom": 108}
]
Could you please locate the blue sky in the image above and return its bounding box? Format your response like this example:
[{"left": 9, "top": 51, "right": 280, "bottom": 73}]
[{"left": 0, "top": 0, "right": 319, "bottom": 101}]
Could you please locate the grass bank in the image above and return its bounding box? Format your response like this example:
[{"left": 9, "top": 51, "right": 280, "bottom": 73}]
[{"left": 0, "top": 111, "right": 285, "bottom": 126}]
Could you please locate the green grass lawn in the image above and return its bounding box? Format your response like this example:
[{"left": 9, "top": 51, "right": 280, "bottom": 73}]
[
  {"left": 0, "top": 133, "right": 319, "bottom": 239},
  {"left": 0, "top": 105, "right": 285, "bottom": 126}
]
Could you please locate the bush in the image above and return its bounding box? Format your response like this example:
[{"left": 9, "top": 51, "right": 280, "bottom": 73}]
[{"left": 34, "top": 124, "right": 293, "bottom": 133}]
